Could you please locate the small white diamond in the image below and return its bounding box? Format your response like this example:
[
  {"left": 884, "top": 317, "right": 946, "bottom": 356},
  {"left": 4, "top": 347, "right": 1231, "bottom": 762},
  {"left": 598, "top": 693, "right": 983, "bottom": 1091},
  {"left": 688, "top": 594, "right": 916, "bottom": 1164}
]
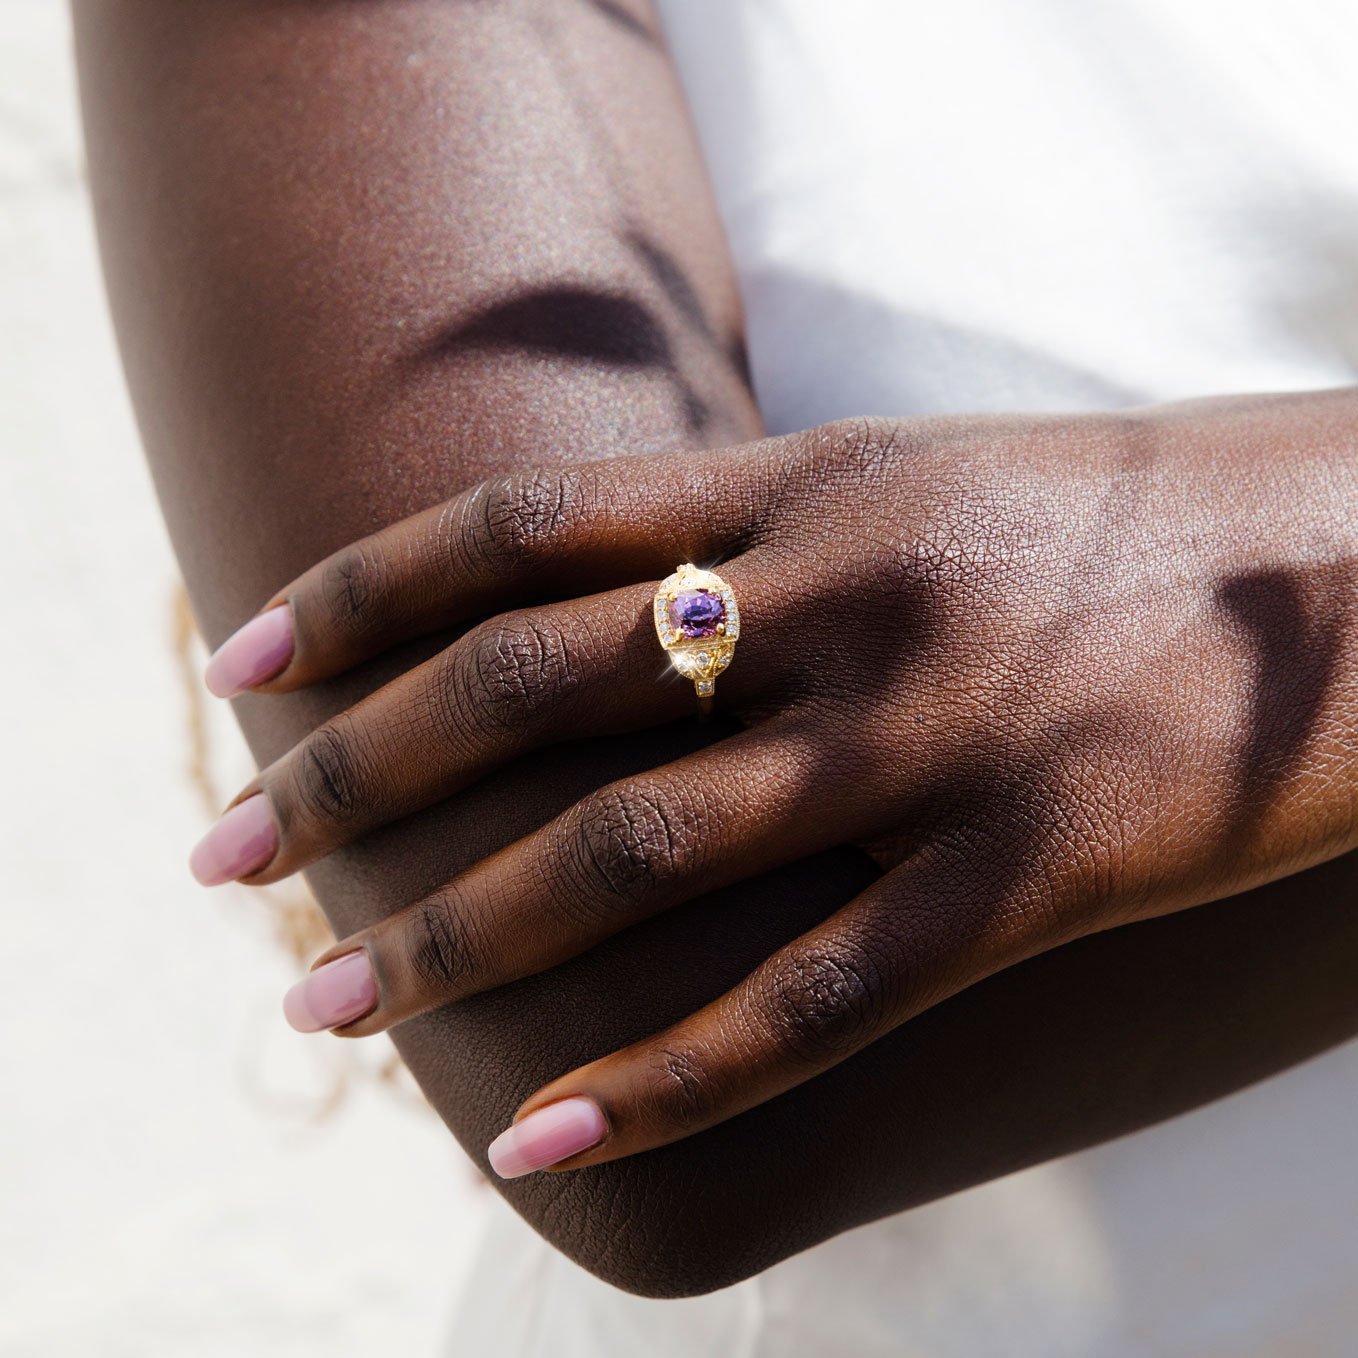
[{"left": 695, "top": 651, "right": 710, "bottom": 666}]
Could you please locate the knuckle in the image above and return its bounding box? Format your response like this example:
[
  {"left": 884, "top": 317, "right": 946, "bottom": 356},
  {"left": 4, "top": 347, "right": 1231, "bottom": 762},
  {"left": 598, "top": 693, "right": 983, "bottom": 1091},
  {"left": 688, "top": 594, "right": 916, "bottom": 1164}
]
[
  {"left": 458, "top": 615, "right": 579, "bottom": 735},
  {"left": 319, "top": 545, "right": 391, "bottom": 635},
  {"left": 812, "top": 417, "right": 907, "bottom": 492},
  {"left": 571, "top": 783, "right": 697, "bottom": 908},
  {"left": 764, "top": 937, "right": 891, "bottom": 1064},
  {"left": 403, "top": 893, "right": 477, "bottom": 997},
  {"left": 638, "top": 1045, "right": 722, "bottom": 1132},
  {"left": 467, "top": 470, "right": 577, "bottom": 575},
  {"left": 292, "top": 721, "right": 369, "bottom": 824},
  {"left": 837, "top": 415, "right": 903, "bottom": 472}
]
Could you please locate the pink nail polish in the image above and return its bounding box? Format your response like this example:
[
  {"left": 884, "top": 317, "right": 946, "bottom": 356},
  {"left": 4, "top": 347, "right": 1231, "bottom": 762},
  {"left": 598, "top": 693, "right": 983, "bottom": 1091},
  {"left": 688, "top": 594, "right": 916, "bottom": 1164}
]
[
  {"left": 282, "top": 951, "right": 379, "bottom": 1033},
  {"left": 205, "top": 605, "right": 294, "bottom": 698},
  {"left": 487, "top": 1097, "right": 608, "bottom": 1178},
  {"left": 189, "top": 794, "right": 279, "bottom": 886}
]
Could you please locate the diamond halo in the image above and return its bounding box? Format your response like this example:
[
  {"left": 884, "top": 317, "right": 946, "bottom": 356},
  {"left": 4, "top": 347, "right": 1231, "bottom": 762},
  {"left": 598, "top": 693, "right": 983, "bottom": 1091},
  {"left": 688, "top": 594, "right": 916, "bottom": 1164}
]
[{"left": 653, "top": 563, "right": 739, "bottom": 708}]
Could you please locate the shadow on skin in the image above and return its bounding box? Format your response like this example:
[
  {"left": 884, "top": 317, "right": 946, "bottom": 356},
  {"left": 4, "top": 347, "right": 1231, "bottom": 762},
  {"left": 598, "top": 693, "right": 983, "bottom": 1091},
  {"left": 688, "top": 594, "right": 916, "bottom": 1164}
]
[
  {"left": 626, "top": 228, "right": 754, "bottom": 392},
  {"left": 1215, "top": 563, "right": 1355, "bottom": 849},
  {"left": 374, "top": 549, "right": 1358, "bottom": 1296},
  {"left": 584, "top": 0, "right": 661, "bottom": 47},
  {"left": 430, "top": 285, "right": 713, "bottom": 433},
  {"left": 424, "top": 222, "right": 751, "bottom": 440},
  {"left": 441, "top": 288, "right": 672, "bottom": 371},
  {"left": 205, "top": 541, "right": 1357, "bottom": 1295},
  {"left": 403, "top": 740, "right": 1358, "bottom": 1295}
]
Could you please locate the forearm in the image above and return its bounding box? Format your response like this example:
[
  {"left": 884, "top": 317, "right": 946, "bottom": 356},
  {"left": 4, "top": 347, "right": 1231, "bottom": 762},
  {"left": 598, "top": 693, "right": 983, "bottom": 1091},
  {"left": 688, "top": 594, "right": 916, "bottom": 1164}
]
[
  {"left": 75, "top": 0, "right": 1358, "bottom": 1297},
  {"left": 1135, "top": 390, "right": 1358, "bottom": 892},
  {"left": 75, "top": 0, "right": 760, "bottom": 600}
]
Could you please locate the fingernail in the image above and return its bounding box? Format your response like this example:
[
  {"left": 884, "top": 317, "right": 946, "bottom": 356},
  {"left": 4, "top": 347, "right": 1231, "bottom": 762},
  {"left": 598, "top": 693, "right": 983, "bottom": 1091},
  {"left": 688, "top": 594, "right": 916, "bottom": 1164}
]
[
  {"left": 205, "top": 605, "right": 294, "bottom": 698},
  {"left": 487, "top": 1097, "right": 608, "bottom": 1178},
  {"left": 282, "top": 951, "right": 379, "bottom": 1033},
  {"left": 189, "top": 794, "right": 279, "bottom": 886}
]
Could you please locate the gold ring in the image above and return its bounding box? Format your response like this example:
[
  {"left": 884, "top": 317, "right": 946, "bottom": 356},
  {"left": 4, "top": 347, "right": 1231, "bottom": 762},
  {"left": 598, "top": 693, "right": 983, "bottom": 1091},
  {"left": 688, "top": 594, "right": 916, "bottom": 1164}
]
[{"left": 653, "top": 563, "right": 739, "bottom": 716}]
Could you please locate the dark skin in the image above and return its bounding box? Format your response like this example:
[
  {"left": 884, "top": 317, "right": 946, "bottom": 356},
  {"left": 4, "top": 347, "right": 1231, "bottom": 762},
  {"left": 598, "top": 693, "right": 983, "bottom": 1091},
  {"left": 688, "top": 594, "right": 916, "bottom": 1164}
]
[{"left": 75, "top": 0, "right": 1358, "bottom": 1297}]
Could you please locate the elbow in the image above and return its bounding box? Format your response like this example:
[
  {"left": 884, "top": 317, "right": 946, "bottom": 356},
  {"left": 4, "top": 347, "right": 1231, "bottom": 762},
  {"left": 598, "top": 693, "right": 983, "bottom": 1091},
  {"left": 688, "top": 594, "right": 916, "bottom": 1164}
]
[{"left": 493, "top": 1136, "right": 804, "bottom": 1299}]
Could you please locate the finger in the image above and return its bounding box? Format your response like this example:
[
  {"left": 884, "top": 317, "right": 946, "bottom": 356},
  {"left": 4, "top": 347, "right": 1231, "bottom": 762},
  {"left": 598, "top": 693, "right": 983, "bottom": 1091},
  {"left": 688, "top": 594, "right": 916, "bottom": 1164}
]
[
  {"left": 280, "top": 721, "right": 873, "bottom": 1035},
  {"left": 204, "top": 441, "right": 788, "bottom": 697},
  {"left": 481, "top": 848, "right": 1068, "bottom": 1176},
  {"left": 191, "top": 555, "right": 782, "bottom": 886}
]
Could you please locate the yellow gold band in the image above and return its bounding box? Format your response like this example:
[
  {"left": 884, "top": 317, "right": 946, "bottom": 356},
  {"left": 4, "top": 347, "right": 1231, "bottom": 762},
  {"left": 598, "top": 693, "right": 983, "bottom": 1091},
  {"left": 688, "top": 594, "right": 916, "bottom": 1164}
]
[{"left": 652, "top": 563, "right": 739, "bottom": 713}]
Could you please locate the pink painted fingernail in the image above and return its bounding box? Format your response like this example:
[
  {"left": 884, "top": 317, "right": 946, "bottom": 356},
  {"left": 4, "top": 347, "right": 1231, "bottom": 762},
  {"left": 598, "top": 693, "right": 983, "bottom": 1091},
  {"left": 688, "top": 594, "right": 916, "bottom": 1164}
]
[
  {"left": 189, "top": 794, "right": 279, "bottom": 886},
  {"left": 282, "top": 951, "right": 378, "bottom": 1033},
  {"left": 205, "top": 605, "right": 294, "bottom": 698},
  {"left": 487, "top": 1097, "right": 608, "bottom": 1178}
]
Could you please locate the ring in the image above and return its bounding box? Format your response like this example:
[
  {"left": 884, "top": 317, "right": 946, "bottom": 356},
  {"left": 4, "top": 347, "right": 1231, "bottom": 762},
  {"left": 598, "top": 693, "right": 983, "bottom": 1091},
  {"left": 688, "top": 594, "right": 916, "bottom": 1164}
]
[{"left": 653, "top": 563, "right": 740, "bottom": 716}]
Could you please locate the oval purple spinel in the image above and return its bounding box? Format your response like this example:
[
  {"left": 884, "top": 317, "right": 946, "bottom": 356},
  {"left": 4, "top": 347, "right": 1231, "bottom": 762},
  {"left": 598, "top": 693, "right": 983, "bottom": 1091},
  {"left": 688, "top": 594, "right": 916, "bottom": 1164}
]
[{"left": 668, "top": 588, "right": 725, "bottom": 639}]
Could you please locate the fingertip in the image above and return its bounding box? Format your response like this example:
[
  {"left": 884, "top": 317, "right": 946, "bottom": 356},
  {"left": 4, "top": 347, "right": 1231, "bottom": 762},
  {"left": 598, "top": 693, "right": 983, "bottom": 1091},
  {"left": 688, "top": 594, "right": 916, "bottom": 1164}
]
[
  {"left": 282, "top": 950, "right": 379, "bottom": 1033},
  {"left": 486, "top": 1096, "right": 609, "bottom": 1178},
  {"left": 189, "top": 793, "right": 279, "bottom": 886},
  {"left": 204, "top": 605, "right": 294, "bottom": 698}
]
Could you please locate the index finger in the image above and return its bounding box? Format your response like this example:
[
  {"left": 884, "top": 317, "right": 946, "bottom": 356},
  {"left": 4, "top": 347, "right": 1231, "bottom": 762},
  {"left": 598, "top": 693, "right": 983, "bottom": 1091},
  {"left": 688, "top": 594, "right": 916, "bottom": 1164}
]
[{"left": 203, "top": 441, "right": 786, "bottom": 697}]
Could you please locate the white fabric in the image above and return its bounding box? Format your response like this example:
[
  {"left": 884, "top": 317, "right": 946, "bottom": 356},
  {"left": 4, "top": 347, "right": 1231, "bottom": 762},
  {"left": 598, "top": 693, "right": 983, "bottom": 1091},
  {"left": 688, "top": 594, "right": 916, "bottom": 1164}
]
[
  {"left": 450, "top": 2, "right": 1358, "bottom": 1352},
  {"left": 666, "top": 0, "right": 1358, "bottom": 430}
]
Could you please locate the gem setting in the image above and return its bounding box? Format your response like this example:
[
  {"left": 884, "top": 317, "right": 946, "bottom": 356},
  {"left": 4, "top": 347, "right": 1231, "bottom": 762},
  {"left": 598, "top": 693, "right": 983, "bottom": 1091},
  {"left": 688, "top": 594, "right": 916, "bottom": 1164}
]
[
  {"left": 653, "top": 564, "right": 739, "bottom": 702},
  {"left": 668, "top": 588, "right": 725, "bottom": 639}
]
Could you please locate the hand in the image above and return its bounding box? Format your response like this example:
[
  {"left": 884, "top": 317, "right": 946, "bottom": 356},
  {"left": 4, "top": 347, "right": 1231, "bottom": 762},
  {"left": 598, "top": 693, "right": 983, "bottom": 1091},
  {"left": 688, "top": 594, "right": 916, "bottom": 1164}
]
[{"left": 192, "top": 392, "right": 1358, "bottom": 1176}]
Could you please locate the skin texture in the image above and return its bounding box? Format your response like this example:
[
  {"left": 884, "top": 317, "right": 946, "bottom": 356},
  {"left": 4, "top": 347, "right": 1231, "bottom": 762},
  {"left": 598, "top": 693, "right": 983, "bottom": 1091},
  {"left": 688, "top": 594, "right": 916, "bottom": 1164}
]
[
  {"left": 220, "top": 395, "right": 1358, "bottom": 1171},
  {"left": 75, "top": 0, "right": 1358, "bottom": 1297}
]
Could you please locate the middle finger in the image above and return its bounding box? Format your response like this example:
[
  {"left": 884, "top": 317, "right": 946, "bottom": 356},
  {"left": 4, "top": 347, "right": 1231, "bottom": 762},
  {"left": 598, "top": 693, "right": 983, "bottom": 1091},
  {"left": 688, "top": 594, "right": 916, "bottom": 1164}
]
[{"left": 191, "top": 573, "right": 781, "bottom": 886}]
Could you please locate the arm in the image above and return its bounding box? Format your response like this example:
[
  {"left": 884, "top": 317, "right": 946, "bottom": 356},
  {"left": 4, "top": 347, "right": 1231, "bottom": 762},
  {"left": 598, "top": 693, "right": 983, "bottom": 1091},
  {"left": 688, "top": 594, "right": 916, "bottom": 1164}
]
[{"left": 75, "top": 0, "right": 1358, "bottom": 1296}]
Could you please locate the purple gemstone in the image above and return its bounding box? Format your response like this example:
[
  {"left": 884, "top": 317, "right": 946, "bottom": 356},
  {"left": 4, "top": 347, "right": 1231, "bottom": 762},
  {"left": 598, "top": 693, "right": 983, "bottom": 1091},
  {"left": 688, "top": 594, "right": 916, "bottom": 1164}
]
[{"left": 668, "top": 588, "right": 725, "bottom": 639}]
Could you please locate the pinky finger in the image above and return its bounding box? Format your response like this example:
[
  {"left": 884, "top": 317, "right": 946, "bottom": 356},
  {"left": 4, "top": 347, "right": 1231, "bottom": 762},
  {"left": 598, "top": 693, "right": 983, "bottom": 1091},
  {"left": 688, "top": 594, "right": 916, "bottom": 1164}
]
[{"left": 484, "top": 849, "right": 1067, "bottom": 1177}]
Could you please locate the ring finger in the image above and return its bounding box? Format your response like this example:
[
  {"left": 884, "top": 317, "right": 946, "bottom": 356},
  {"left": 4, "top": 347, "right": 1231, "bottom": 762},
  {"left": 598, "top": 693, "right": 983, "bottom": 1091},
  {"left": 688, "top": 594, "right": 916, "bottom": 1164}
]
[{"left": 190, "top": 567, "right": 782, "bottom": 886}]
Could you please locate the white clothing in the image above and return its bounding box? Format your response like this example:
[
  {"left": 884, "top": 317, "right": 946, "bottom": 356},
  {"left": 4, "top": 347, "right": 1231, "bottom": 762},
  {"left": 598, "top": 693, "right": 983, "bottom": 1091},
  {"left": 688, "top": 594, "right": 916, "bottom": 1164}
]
[{"left": 451, "top": 3, "right": 1358, "bottom": 1352}]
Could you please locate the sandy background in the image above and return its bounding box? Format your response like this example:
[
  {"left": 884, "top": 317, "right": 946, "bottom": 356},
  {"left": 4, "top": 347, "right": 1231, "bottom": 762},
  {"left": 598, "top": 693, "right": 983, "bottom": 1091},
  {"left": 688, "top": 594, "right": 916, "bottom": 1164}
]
[{"left": 2, "top": 7, "right": 486, "bottom": 1354}]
